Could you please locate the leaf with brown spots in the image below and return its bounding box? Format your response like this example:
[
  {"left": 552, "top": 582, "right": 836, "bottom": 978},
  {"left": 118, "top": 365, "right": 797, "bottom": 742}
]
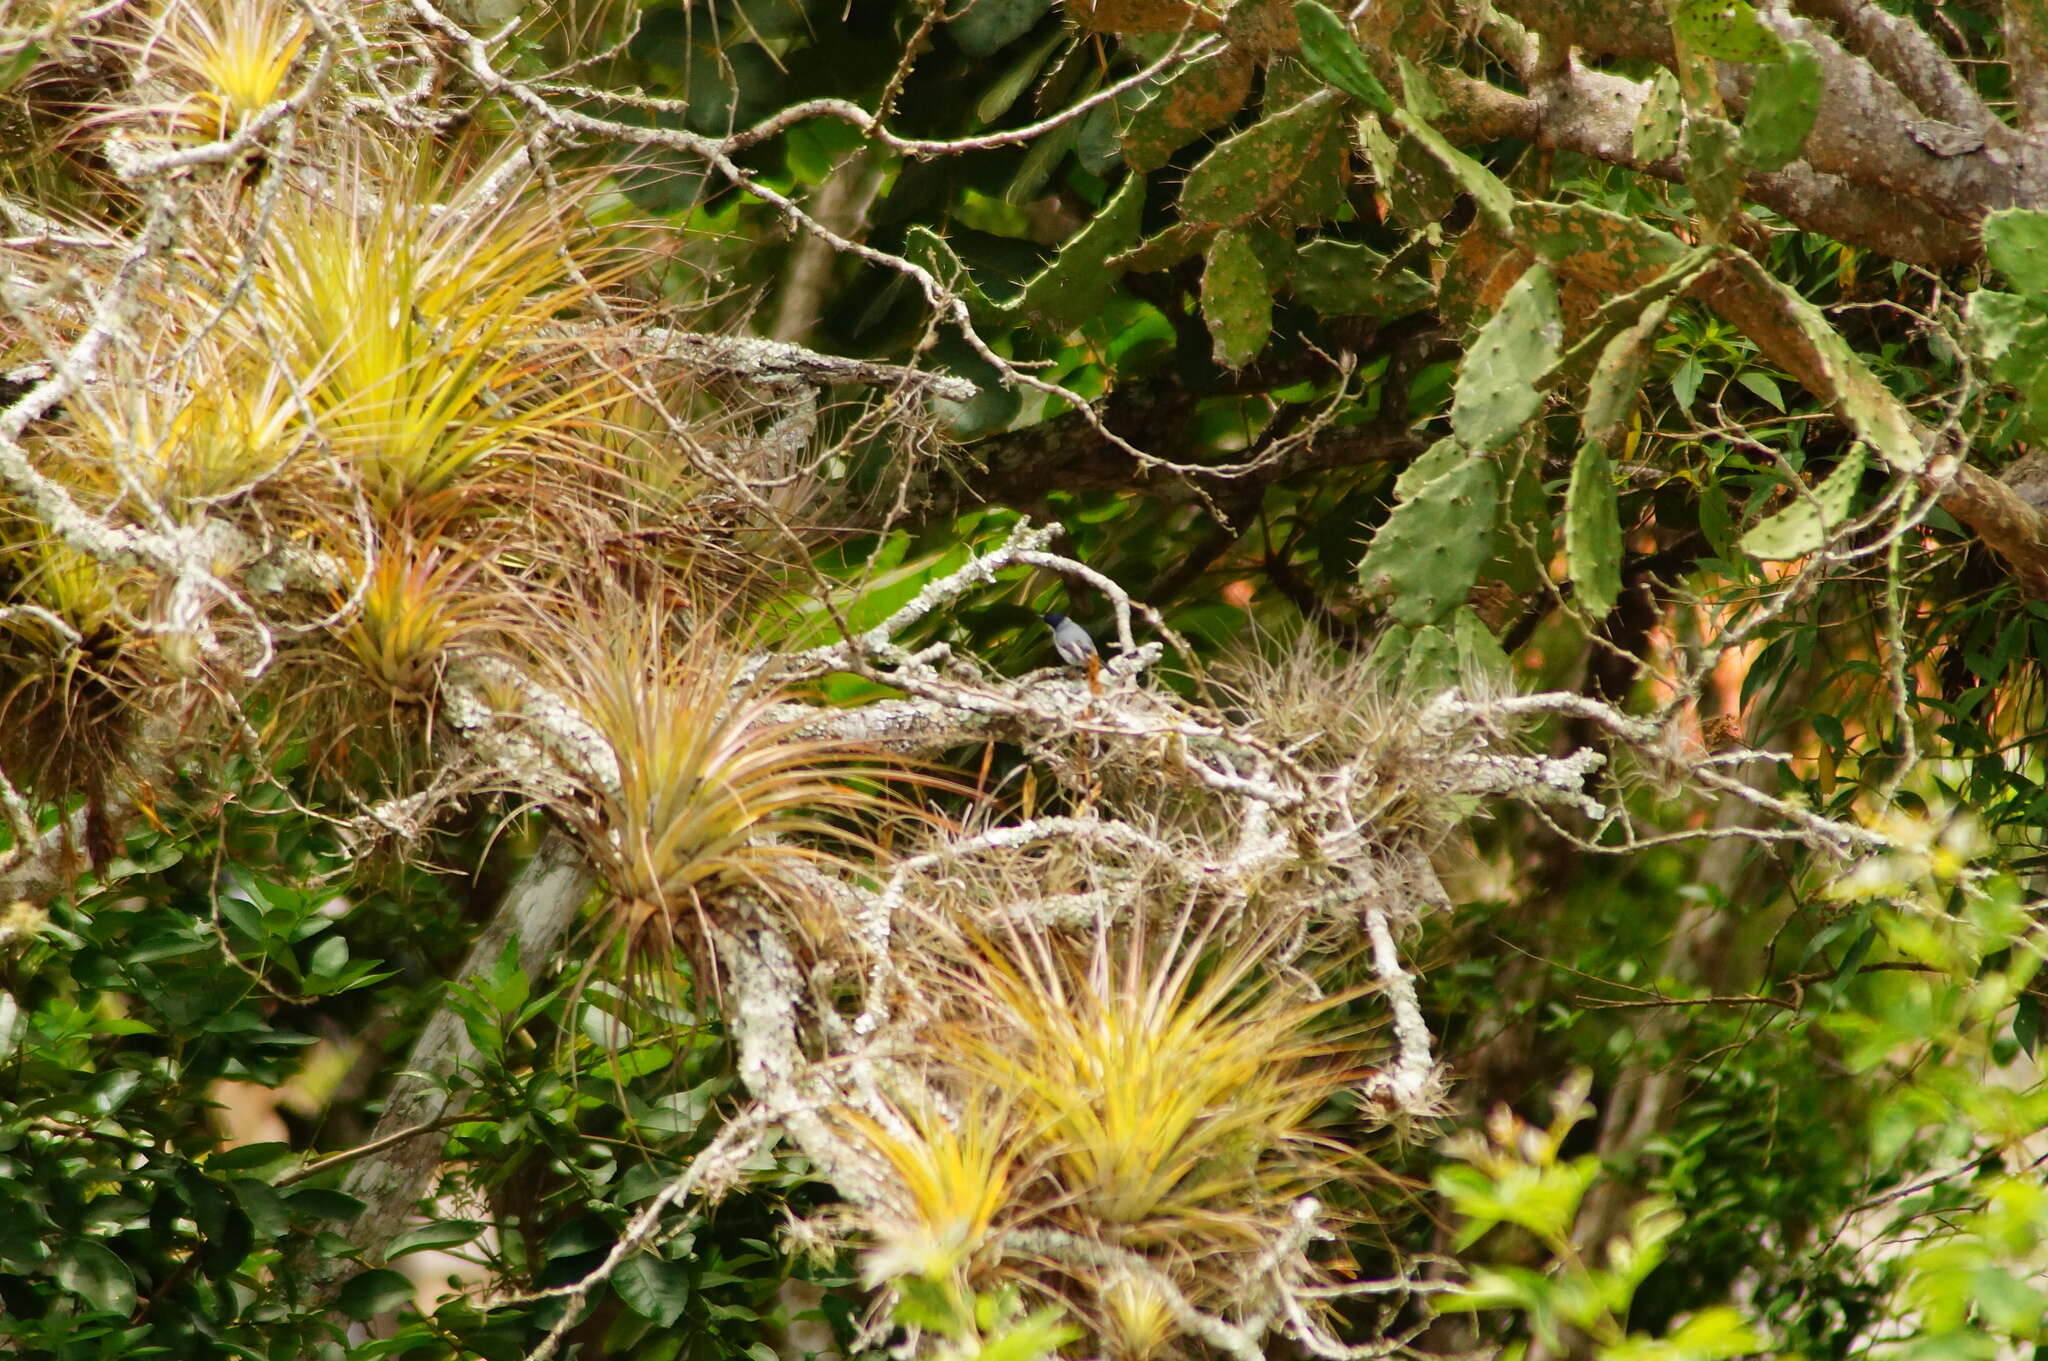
[
  {"left": 1119, "top": 44, "right": 1254, "bottom": 171},
  {"left": 1178, "top": 89, "right": 1342, "bottom": 226}
]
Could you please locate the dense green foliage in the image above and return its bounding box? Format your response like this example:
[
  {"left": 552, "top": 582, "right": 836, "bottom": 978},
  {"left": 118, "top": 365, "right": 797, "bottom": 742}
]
[{"left": 5, "top": 0, "right": 2048, "bottom": 1358}]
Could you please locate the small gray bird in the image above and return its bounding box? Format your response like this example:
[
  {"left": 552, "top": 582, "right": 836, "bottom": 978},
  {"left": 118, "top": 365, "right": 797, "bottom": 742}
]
[{"left": 1042, "top": 611, "right": 1098, "bottom": 668}]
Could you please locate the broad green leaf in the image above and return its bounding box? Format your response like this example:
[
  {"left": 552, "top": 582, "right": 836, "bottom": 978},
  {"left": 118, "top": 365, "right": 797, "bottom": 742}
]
[
  {"left": 1584, "top": 295, "right": 1679, "bottom": 448},
  {"left": 1673, "top": 0, "right": 1786, "bottom": 62},
  {"left": 0, "top": 41, "right": 40, "bottom": 97},
  {"left": 1452, "top": 264, "right": 1559, "bottom": 451},
  {"left": 1291, "top": 0, "right": 1394, "bottom": 114},
  {"left": 1565, "top": 441, "right": 1624, "bottom": 618},
  {"left": 1452, "top": 607, "right": 1513, "bottom": 684},
  {"left": 1118, "top": 44, "right": 1254, "bottom": 172},
  {"left": 1179, "top": 90, "right": 1341, "bottom": 226},
  {"left": 1355, "top": 111, "right": 1453, "bottom": 225},
  {"left": 1202, "top": 229, "right": 1272, "bottom": 368},
  {"left": 338, "top": 1268, "right": 415, "bottom": 1321},
  {"left": 55, "top": 1240, "right": 136, "bottom": 1314},
  {"left": 948, "top": 0, "right": 1053, "bottom": 55},
  {"left": 1287, "top": 239, "right": 1431, "bottom": 317},
  {"left": 1632, "top": 69, "right": 1683, "bottom": 163},
  {"left": 1741, "top": 442, "right": 1868, "bottom": 560},
  {"left": 1389, "top": 107, "right": 1514, "bottom": 234},
  {"left": 1682, "top": 115, "right": 1743, "bottom": 227},
  {"left": 384, "top": 1219, "right": 488, "bottom": 1260},
  {"left": 974, "top": 24, "right": 1067, "bottom": 126},
  {"left": 1357, "top": 438, "right": 1503, "bottom": 624},
  {"left": 1983, "top": 208, "right": 2048, "bottom": 296},
  {"left": 616, "top": 1251, "right": 694, "bottom": 1327},
  {"left": 1740, "top": 38, "right": 1823, "bottom": 171},
  {"left": 286, "top": 1186, "right": 368, "bottom": 1220},
  {"left": 1014, "top": 173, "right": 1145, "bottom": 333},
  {"left": 1401, "top": 623, "right": 1460, "bottom": 693},
  {"left": 1732, "top": 256, "right": 1926, "bottom": 469},
  {"left": 1737, "top": 369, "right": 1786, "bottom": 409}
]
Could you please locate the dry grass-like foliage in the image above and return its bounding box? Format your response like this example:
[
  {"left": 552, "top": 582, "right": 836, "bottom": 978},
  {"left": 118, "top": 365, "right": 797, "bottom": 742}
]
[
  {"left": 541, "top": 607, "right": 921, "bottom": 975},
  {"left": 851, "top": 906, "right": 1379, "bottom": 1353},
  {"left": 837, "top": 1091, "right": 1026, "bottom": 1288},
  {"left": 336, "top": 537, "right": 504, "bottom": 703},
  {"left": 140, "top": 0, "right": 310, "bottom": 142},
  {"left": 1211, "top": 625, "right": 1503, "bottom": 841},
  {"left": 256, "top": 150, "right": 622, "bottom": 517}
]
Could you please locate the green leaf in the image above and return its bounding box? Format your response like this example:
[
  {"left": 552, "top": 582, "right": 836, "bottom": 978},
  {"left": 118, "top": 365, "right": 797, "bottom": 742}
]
[
  {"left": 1740, "top": 38, "right": 1823, "bottom": 172},
  {"left": 1389, "top": 107, "right": 1514, "bottom": 234},
  {"left": 1732, "top": 256, "right": 1926, "bottom": 470},
  {"left": 1357, "top": 438, "right": 1504, "bottom": 625},
  {"left": 1291, "top": 0, "right": 1394, "bottom": 114},
  {"left": 338, "top": 1268, "right": 415, "bottom": 1320},
  {"left": 615, "top": 1251, "right": 694, "bottom": 1328},
  {"left": 1202, "top": 229, "right": 1272, "bottom": 369},
  {"left": 948, "top": 0, "right": 1053, "bottom": 55},
  {"left": 977, "top": 1308, "right": 1084, "bottom": 1361},
  {"left": 1673, "top": 0, "right": 1786, "bottom": 62},
  {"left": 1565, "top": 441, "right": 1625, "bottom": 619},
  {"left": 56, "top": 1239, "right": 136, "bottom": 1315},
  {"left": 384, "top": 1219, "right": 488, "bottom": 1260},
  {"left": 1452, "top": 264, "right": 1560, "bottom": 451},
  {"left": 1584, "top": 295, "right": 1679, "bottom": 448},
  {"left": 1736, "top": 369, "right": 1786, "bottom": 410},
  {"left": 0, "top": 41, "right": 40, "bottom": 98},
  {"left": 1682, "top": 115, "right": 1743, "bottom": 226},
  {"left": 286, "top": 1186, "right": 369, "bottom": 1221},
  {"left": 1179, "top": 91, "right": 1341, "bottom": 226},
  {"left": 974, "top": 24, "right": 1067, "bottom": 126},
  {"left": 1354, "top": 111, "right": 1452, "bottom": 225},
  {"left": 1287, "top": 239, "right": 1430, "bottom": 318},
  {"left": 1452, "top": 607, "right": 1513, "bottom": 684},
  {"left": 1983, "top": 208, "right": 2048, "bottom": 296},
  {"left": 2017, "top": 994, "right": 2042, "bottom": 1058},
  {"left": 1014, "top": 173, "right": 1145, "bottom": 333},
  {"left": 208, "top": 1141, "right": 295, "bottom": 1172},
  {"left": 1740, "top": 443, "right": 1868, "bottom": 560},
  {"left": 1632, "top": 70, "right": 1683, "bottom": 163}
]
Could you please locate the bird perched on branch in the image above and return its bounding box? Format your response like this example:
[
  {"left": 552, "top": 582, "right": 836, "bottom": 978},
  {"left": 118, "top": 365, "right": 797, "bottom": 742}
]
[{"left": 1043, "top": 611, "right": 1101, "bottom": 693}]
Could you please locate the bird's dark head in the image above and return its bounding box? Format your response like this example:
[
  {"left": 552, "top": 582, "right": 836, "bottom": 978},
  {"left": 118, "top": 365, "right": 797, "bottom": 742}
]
[{"left": 1042, "top": 610, "right": 1067, "bottom": 627}]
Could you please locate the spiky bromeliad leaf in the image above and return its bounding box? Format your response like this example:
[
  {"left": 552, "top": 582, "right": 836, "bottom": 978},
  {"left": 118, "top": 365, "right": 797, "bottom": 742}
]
[
  {"left": 1357, "top": 438, "right": 1503, "bottom": 625},
  {"left": 1179, "top": 90, "right": 1343, "bottom": 227},
  {"left": 1452, "top": 264, "right": 1560, "bottom": 452},
  {"left": 1741, "top": 444, "right": 1868, "bottom": 561},
  {"left": 1291, "top": 0, "right": 1394, "bottom": 114},
  {"left": 1740, "top": 39, "right": 1823, "bottom": 172},
  {"left": 1202, "top": 229, "right": 1272, "bottom": 369}
]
